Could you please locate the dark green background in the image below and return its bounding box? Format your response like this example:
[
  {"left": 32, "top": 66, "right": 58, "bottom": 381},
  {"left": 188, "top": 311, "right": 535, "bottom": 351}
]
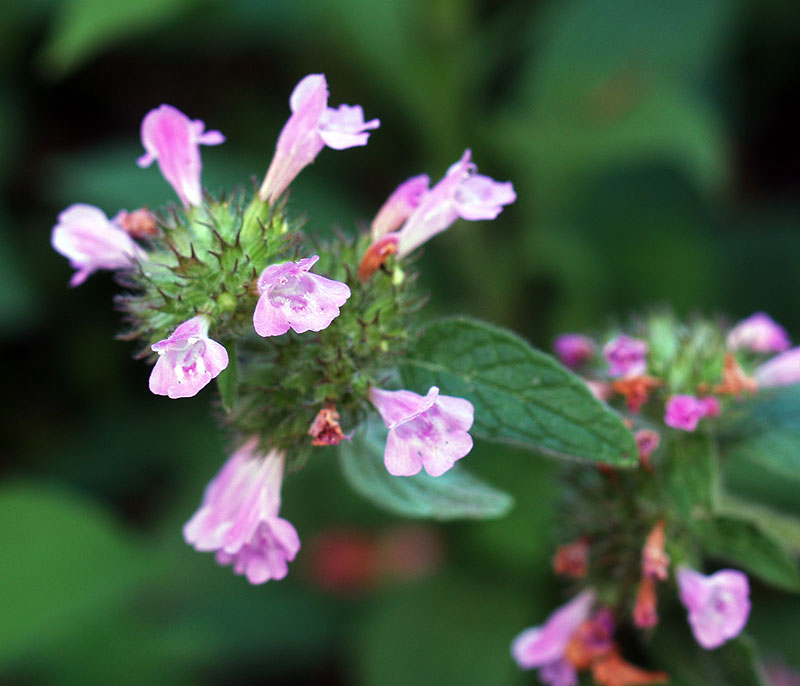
[{"left": 2, "top": 0, "right": 799, "bottom": 683}]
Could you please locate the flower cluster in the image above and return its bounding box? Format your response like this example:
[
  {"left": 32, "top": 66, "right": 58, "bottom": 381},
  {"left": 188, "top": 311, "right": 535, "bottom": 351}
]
[
  {"left": 511, "top": 310, "right": 800, "bottom": 680},
  {"left": 52, "top": 74, "right": 515, "bottom": 584}
]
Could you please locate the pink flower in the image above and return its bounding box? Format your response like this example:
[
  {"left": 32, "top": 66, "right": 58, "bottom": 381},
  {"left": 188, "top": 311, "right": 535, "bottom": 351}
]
[
  {"left": 258, "top": 74, "right": 380, "bottom": 202},
  {"left": 727, "top": 312, "right": 791, "bottom": 353},
  {"left": 701, "top": 396, "right": 721, "bottom": 418},
  {"left": 137, "top": 104, "right": 224, "bottom": 208},
  {"left": 395, "top": 150, "right": 516, "bottom": 258},
  {"left": 603, "top": 335, "right": 648, "bottom": 378},
  {"left": 371, "top": 174, "right": 430, "bottom": 240},
  {"left": 511, "top": 590, "right": 595, "bottom": 685},
  {"left": 369, "top": 386, "right": 474, "bottom": 477},
  {"left": 635, "top": 429, "right": 660, "bottom": 466},
  {"left": 51, "top": 204, "right": 147, "bottom": 286},
  {"left": 253, "top": 255, "right": 351, "bottom": 337},
  {"left": 664, "top": 394, "right": 712, "bottom": 432},
  {"left": 149, "top": 316, "right": 229, "bottom": 399},
  {"left": 677, "top": 567, "right": 750, "bottom": 650},
  {"left": 554, "top": 334, "right": 596, "bottom": 369},
  {"left": 755, "top": 347, "right": 800, "bottom": 388},
  {"left": 183, "top": 438, "right": 300, "bottom": 584}
]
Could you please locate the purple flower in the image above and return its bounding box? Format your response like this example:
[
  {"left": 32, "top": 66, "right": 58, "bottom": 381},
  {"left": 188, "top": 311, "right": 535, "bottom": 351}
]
[
  {"left": 137, "top": 104, "right": 225, "bottom": 208},
  {"left": 369, "top": 386, "right": 474, "bottom": 477},
  {"left": 253, "top": 255, "right": 351, "bottom": 337},
  {"left": 395, "top": 150, "right": 516, "bottom": 258},
  {"left": 677, "top": 567, "right": 750, "bottom": 650},
  {"left": 149, "top": 316, "right": 229, "bottom": 399},
  {"left": 371, "top": 174, "right": 430, "bottom": 240},
  {"left": 511, "top": 590, "right": 595, "bottom": 685},
  {"left": 183, "top": 438, "right": 300, "bottom": 584},
  {"left": 727, "top": 312, "right": 791, "bottom": 353},
  {"left": 258, "top": 74, "right": 380, "bottom": 203},
  {"left": 51, "top": 204, "right": 147, "bottom": 286},
  {"left": 554, "top": 334, "right": 596, "bottom": 369},
  {"left": 603, "top": 335, "right": 648, "bottom": 378},
  {"left": 755, "top": 347, "right": 800, "bottom": 388},
  {"left": 664, "top": 394, "right": 711, "bottom": 432}
]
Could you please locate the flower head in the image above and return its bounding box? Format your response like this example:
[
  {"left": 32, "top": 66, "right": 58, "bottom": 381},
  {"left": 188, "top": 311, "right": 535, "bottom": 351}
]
[
  {"left": 259, "top": 74, "right": 380, "bottom": 202},
  {"left": 149, "top": 316, "right": 229, "bottom": 398},
  {"left": 727, "top": 312, "right": 790, "bottom": 353},
  {"left": 511, "top": 590, "right": 595, "bottom": 685},
  {"left": 253, "top": 255, "right": 351, "bottom": 337},
  {"left": 183, "top": 438, "right": 300, "bottom": 584},
  {"left": 755, "top": 346, "right": 800, "bottom": 388},
  {"left": 554, "top": 334, "right": 596, "bottom": 369},
  {"left": 51, "top": 204, "right": 147, "bottom": 286},
  {"left": 371, "top": 174, "right": 430, "bottom": 240},
  {"left": 395, "top": 150, "right": 516, "bottom": 258},
  {"left": 677, "top": 566, "right": 751, "bottom": 649},
  {"left": 603, "top": 335, "right": 648, "bottom": 378},
  {"left": 137, "top": 104, "right": 224, "bottom": 208},
  {"left": 369, "top": 386, "right": 474, "bottom": 477},
  {"left": 664, "top": 394, "right": 711, "bottom": 432}
]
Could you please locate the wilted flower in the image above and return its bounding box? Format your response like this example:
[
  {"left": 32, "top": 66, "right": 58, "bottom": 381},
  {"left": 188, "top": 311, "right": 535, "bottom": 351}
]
[
  {"left": 677, "top": 566, "right": 751, "bottom": 650},
  {"left": 149, "top": 316, "right": 229, "bottom": 399},
  {"left": 633, "top": 576, "right": 658, "bottom": 629},
  {"left": 51, "top": 204, "right": 147, "bottom": 286},
  {"left": 554, "top": 334, "right": 596, "bottom": 369},
  {"left": 727, "top": 312, "right": 790, "bottom": 353},
  {"left": 755, "top": 346, "right": 800, "bottom": 388},
  {"left": 511, "top": 590, "right": 595, "bottom": 686},
  {"left": 183, "top": 438, "right": 300, "bottom": 584},
  {"left": 603, "top": 335, "right": 648, "bottom": 378},
  {"left": 641, "top": 520, "right": 669, "bottom": 581},
  {"left": 308, "top": 404, "right": 349, "bottom": 446},
  {"left": 634, "top": 429, "right": 660, "bottom": 469},
  {"left": 369, "top": 386, "right": 474, "bottom": 477},
  {"left": 259, "top": 74, "right": 379, "bottom": 202},
  {"left": 137, "top": 104, "right": 224, "bottom": 208},
  {"left": 253, "top": 255, "right": 351, "bottom": 337},
  {"left": 394, "top": 149, "right": 516, "bottom": 258},
  {"left": 553, "top": 539, "right": 590, "bottom": 578}
]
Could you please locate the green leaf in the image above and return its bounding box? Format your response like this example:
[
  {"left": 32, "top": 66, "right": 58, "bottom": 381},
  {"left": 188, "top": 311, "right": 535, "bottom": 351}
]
[
  {"left": 665, "top": 432, "right": 718, "bottom": 521},
  {"left": 693, "top": 515, "right": 800, "bottom": 592},
  {"left": 217, "top": 340, "right": 238, "bottom": 413},
  {"left": 338, "top": 418, "right": 513, "bottom": 521},
  {"left": 720, "top": 385, "right": 800, "bottom": 483},
  {"left": 400, "top": 317, "right": 637, "bottom": 467},
  {"left": 720, "top": 496, "right": 800, "bottom": 555},
  {"left": 0, "top": 483, "right": 157, "bottom": 666},
  {"left": 650, "top": 624, "right": 766, "bottom": 686},
  {"left": 38, "top": 0, "right": 200, "bottom": 77}
]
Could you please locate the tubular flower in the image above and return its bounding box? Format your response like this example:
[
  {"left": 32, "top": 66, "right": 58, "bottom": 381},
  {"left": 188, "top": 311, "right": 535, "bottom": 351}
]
[
  {"left": 183, "top": 438, "right": 300, "bottom": 584},
  {"left": 677, "top": 567, "right": 751, "bottom": 650},
  {"left": 137, "top": 104, "right": 224, "bottom": 208},
  {"left": 664, "top": 394, "right": 712, "bottom": 432},
  {"left": 51, "top": 204, "right": 147, "bottom": 286},
  {"left": 149, "top": 316, "right": 229, "bottom": 399},
  {"left": 308, "top": 404, "right": 350, "bottom": 446},
  {"left": 259, "top": 74, "right": 379, "bottom": 203},
  {"left": 369, "top": 386, "right": 474, "bottom": 477},
  {"left": 253, "top": 255, "right": 351, "bottom": 337},
  {"left": 511, "top": 590, "right": 595, "bottom": 686},
  {"left": 603, "top": 335, "right": 648, "bottom": 378},
  {"left": 633, "top": 576, "right": 659, "bottom": 629},
  {"left": 727, "top": 312, "right": 790, "bottom": 353},
  {"left": 642, "top": 520, "right": 670, "bottom": 581},
  {"left": 714, "top": 352, "right": 757, "bottom": 396},
  {"left": 371, "top": 174, "right": 430, "bottom": 240},
  {"left": 554, "top": 334, "right": 596, "bottom": 369},
  {"left": 755, "top": 346, "right": 800, "bottom": 388},
  {"left": 394, "top": 149, "right": 516, "bottom": 258}
]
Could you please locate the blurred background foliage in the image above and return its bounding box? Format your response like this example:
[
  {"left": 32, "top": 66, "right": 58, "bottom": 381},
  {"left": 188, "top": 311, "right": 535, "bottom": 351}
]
[{"left": 2, "top": 0, "right": 800, "bottom": 683}]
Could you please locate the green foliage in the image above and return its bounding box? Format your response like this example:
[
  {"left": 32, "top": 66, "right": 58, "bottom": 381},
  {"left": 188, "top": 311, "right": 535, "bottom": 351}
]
[
  {"left": 400, "top": 317, "right": 638, "bottom": 466},
  {"left": 665, "top": 432, "right": 718, "bottom": 521},
  {"left": 694, "top": 515, "right": 800, "bottom": 592},
  {"left": 650, "top": 624, "right": 766, "bottom": 686},
  {"left": 338, "top": 418, "right": 513, "bottom": 521},
  {"left": 720, "top": 385, "right": 800, "bottom": 483},
  {"left": 0, "top": 484, "right": 158, "bottom": 666}
]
